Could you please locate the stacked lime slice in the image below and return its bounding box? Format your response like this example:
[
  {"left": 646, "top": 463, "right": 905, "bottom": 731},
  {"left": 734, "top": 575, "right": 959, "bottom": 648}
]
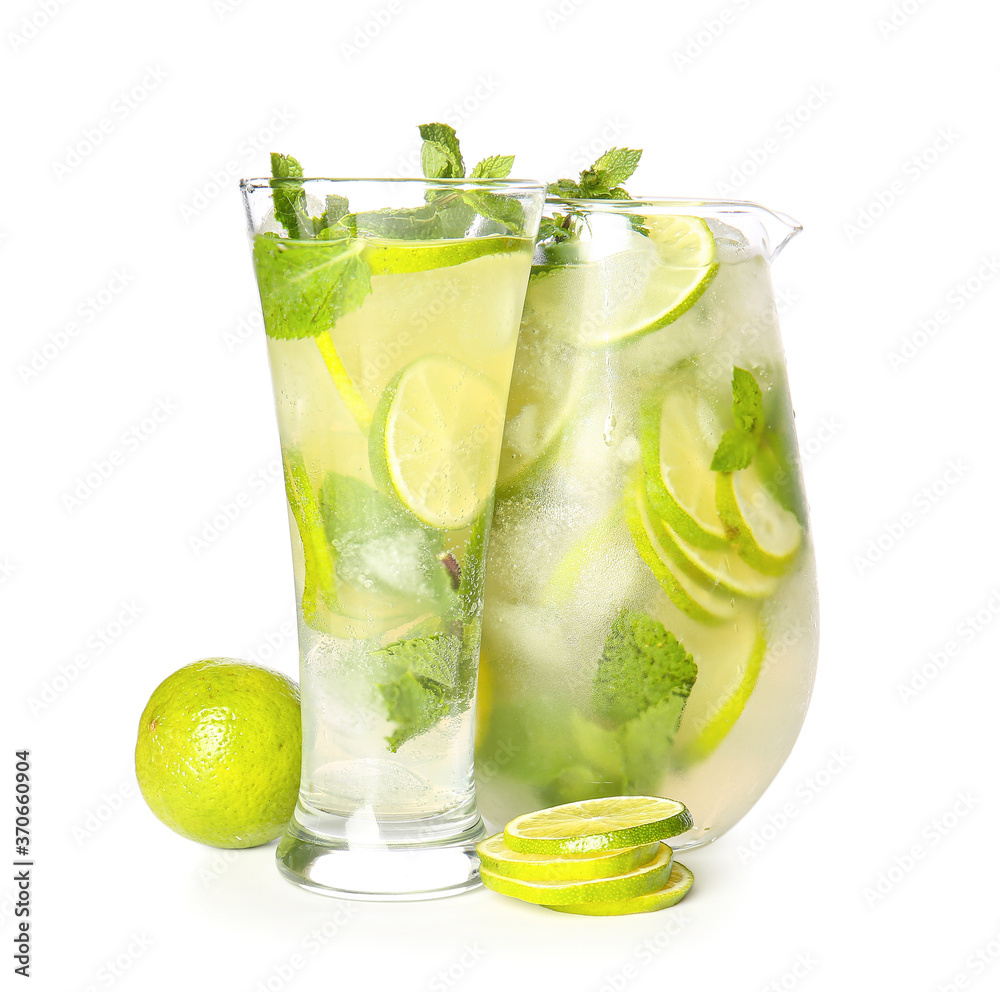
[
  {"left": 477, "top": 796, "right": 695, "bottom": 915},
  {"left": 634, "top": 380, "right": 801, "bottom": 617},
  {"left": 617, "top": 374, "right": 803, "bottom": 761}
]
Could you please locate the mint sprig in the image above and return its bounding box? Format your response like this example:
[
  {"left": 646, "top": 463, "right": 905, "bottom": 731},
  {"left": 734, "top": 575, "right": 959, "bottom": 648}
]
[
  {"left": 540, "top": 147, "right": 644, "bottom": 245},
  {"left": 416, "top": 123, "right": 525, "bottom": 235},
  {"left": 549, "top": 147, "right": 643, "bottom": 200},
  {"left": 710, "top": 367, "right": 765, "bottom": 473}
]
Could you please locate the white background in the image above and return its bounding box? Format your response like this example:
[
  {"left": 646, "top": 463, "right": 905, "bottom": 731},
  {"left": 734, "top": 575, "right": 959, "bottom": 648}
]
[{"left": 3, "top": 0, "right": 999, "bottom": 989}]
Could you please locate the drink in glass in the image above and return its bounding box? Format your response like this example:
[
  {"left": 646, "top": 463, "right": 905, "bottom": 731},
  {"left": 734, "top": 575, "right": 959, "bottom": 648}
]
[{"left": 242, "top": 175, "right": 544, "bottom": 897}]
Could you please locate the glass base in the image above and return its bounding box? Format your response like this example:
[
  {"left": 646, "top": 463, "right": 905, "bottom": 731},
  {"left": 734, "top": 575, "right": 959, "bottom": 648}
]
[{"left": 275, "top": 800, "right": 487, "bottom": 901}]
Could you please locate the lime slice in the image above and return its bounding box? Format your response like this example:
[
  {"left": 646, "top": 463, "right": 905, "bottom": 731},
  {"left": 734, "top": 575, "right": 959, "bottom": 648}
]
[
  {"left": 369, "top": 355, "right": 505, "bottom": 530},
  {"left": 678, "top": 628, "right": 767, "bottom": 764},
  {"left": 549, "top": 860, "right": 694, "bottom": 916},
  {"left": 653, "top": 513, "right": 779, "bottom": 600},
  {"left": 361, "top": 236, "right": 522, "bottom": 276},
  {"left": 716, "top": 466, "right": 802, "bottom": 575},
  {"left": 476, "top": 833, "right": 660, "bottom": 882},
  {"left": 645, "top": 215, "right": 717, "bottom": 266},
  {"left": 545, "top": 503, "right": 623, "bottom": 602},
  {"left": 523, "top": 220, "right": 717, "bottom": 349},
  {"left": 281, "top": 446, "right": 338, "bottom": 628},
  {"left": 482, "top": 844, "right": 674, "bottom": 905},
  {"left": 496, "top": 328, "right": 590, "bottom": 496},
  {"left": 640, "top": 387, "right": 729, "bottom": 550},
  {"left": 503, "top": 796, "right": 691, "bottom": 855},
  {"left": 624, "top": 483, "right": 736, "bottom": 626}
]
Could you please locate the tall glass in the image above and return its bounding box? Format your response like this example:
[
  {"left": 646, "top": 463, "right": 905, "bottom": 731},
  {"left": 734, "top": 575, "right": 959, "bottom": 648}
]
[
  {"left": 241, "top": 177, "right": 545, "bottom": 899},
  {"left": 475, "top": 199, "right": 819, "bottom": 849}
]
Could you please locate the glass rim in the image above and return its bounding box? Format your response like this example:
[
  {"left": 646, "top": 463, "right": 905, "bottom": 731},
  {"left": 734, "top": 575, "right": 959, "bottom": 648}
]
[
  {"left": 545, "top": 194, "right": 787, "bottom": 213},
  {"left": 239, "top": 176, "right": 546, "bottom": 194}
]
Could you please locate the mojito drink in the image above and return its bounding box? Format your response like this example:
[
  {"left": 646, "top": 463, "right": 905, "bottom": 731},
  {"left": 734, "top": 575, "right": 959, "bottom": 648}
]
[
  {"left": 243, "top": 171, "right": 543, "bottom": 897},
  {"left": 476, "top": 203, "right": 819, "bottom": 849}
]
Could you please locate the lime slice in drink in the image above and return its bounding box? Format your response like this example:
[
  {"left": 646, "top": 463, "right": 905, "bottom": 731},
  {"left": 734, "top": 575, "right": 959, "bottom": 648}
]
[
  {"left": 625, "top": 483, "right": 736, "bottom": 626},
  {"left": 678, "top": 627, "right": 767, "bottom": 764},
  {"left": 504, "top": 796, "right": 691, "bottom": 855},
  {"left": 524, "top": 219, "right": 717, "bottom": 349},
  {"left": 653, "top": 513, "right": 779, "bottom": 600},
  {"left": 481, "top": 844, "right": 675, "bottom": 905},
  {"left": 640, "top": 387, "right": 729, "bottom": 550},
  {"left": 361, "top": 236, "right": 522, "bottom": 276},
  {"left": 476, "top": 833, "right": 660, "bottom": 882},
  {"left": 496, "top": 330, "right": 591, "bottom": 496},
  {"left": 549, "top": 860, "right": 694, "bottom": 916},
  {"left": 544, "top": 503, "right": 623, "bottom": 602},
  {"left": 369, "top": 355, "right": 505, "bottom": 530},
  {"left": 646, "top": 214, "right": 717, "bottom": 265},
  {"left": 716, "top": 466, "right": 802, "bottom": 575}
]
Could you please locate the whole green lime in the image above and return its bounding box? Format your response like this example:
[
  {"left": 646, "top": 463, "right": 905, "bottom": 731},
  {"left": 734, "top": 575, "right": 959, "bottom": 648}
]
[{"left": 135, "top": 658, "right": 301, "bottom": 849}]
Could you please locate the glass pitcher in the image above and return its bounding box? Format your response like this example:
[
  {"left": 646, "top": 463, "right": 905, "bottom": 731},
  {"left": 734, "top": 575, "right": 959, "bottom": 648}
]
[{"left": 474, "top": 198, "right": 819, "bottom": 850}]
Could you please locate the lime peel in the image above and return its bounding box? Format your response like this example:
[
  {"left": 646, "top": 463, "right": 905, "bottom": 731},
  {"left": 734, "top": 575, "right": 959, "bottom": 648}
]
[
  {"left": 652, "top": 511, "right": 779, "bottom": 600},
  {"left": 624, "top": 483, "right": 733, "bottom": 626},
  {"left": 503, "top": 796, "right": 692, "bottom": 855},
  {"left": 639, "top": 390, "right": 729, "bottom": 550},
  {"left": 680, "top": 628, "right": 767, "bottom": 764},
  {"left": 549, "top": 860, "right": 694, "bottom": 916},
  {"left": 481, "top": 844, "right": 674, "bottom": 906},
  {"left": 315, "top": 331, "right": 372, "bottom": 436},
  {"left": 476, "top": 833, "right": 660, "bottom": 882},
  {"left": 135, "top": 659, "right": 301, "bottom": 850},
  {"left": 715, "top": 467, "right": 802, "bottom": 575},
  {"left": 361, "top": 235, "right": 523, "bottom": 276}
]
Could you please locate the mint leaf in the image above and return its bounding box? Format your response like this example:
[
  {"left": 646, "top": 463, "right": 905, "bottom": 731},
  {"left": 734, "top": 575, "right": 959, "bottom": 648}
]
[
  {"left": 378, "top": 672, "right": 450, "bottom": 752},
  {"left": 588, "top": 147, "right": 642, "bottom": 189},
  {"left": 710, "top": 367, "right": 765, "bottom": 472},
  {"left": 418, "top": 122, "right": 465, "bottom": 179},
  {"left": 270, "top": 153, "right": 308, "bottom": 239},
  {"left": 710, "top": 430, "right": 759, "bottom": 473},
  {"left": 462, "top": 189, "right": 524, "bottom": 235},
  {"left": 355, "top": 201, "right": 447, "bottom": 240},
  {"left": 379, "top": 633, "right": 461, "bottom": 688},
  {"left": 375, "top": 634, "right": 463, "bottom": 750},
  {"left": 252, "top": 236, "right": 371, "bottom": 340},
  {"left": 319, "top": 473, "right": 456, "bottom": 606},
  {"left": 313, "top": 193, "right": 352, "bottom": 238},
  {"left": 582, "top": 610, "right": 697, "bottom": 794},
  {"left": 620, "top": 695, "right": 689, "bottom": 788},
  {"left": 470, "top": 154, "right": 514, "bottom": 179},
  {"left": 592, "top": 610, "right": 697, "bottom": 726}
]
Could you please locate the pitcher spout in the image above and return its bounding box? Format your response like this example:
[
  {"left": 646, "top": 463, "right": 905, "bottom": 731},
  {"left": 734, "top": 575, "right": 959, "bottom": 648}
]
[{"left": 756, "top": 206, "right": 801, "bottom": 261}]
